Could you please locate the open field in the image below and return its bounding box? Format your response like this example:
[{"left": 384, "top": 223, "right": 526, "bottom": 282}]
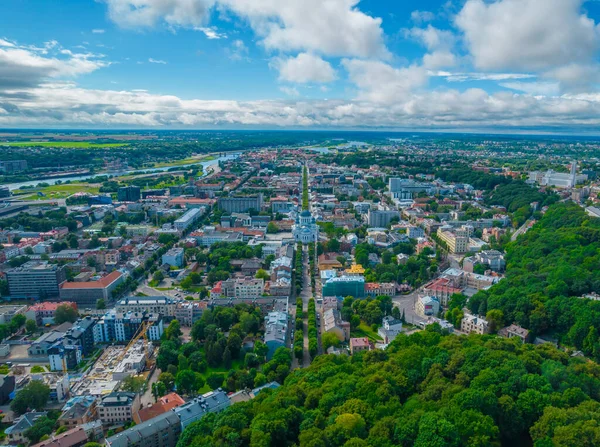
[
  {"left": 350, "top": 322, "right": 383, "bottom": 343},
  {"left": 1, "top": 141, "right": 128, "bottom": 148},
  {"left": 14, "top": 183, "right": 100, "bottom": 200}
]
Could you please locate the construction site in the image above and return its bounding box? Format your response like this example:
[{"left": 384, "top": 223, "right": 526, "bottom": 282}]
[{"left": 71, "top": 323, "right": 156, "bottom": 397}]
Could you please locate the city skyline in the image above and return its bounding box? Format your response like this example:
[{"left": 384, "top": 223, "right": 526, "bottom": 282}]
[{"left": 1, "top": 0, "right": 600, "bottom": 132}]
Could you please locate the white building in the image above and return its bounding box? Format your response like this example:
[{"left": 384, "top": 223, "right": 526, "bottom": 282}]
[
  {"left": 378, "top": 316, "right": 403, "bottom": 343},
  {"left": 461, "top": 313, "right": 489, "bottom": 334},
  {"left": 416, "top": 296, "right": 440, "bottom": 317},
  {"left": 293, "top": 210, "right": 319, "bottom": 244},
  {"left": 174, "top": 207, "right": 202, "bottom": 231}
]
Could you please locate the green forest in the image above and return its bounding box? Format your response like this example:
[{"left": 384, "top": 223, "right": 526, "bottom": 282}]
[
  {"left": 178, "top": 328, "right": 600, "bottom": 447},
  {"left": 469, "top": 202, "right": 600, "bottom": 358}
]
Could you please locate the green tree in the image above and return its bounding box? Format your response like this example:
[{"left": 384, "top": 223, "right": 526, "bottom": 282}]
[
  {"left": 11, "top": 380, "right": 50, "bottom": 415},
  {"left": 267, "top": 222, "right": 278, "bottom": 234},
  {"left": 24, "top": 416, "right": 56, "bottom": 444},
  {"left": 322, "top": 332, "right": 341, "bottom": 351},
  {"left": 166, "top": 320, "right": 182, "bottom": 341},
  {"left": 25, "top": 319, "right": 37, "bottom": 334},
  {"left": 255, "top": 269, "right": 270, "bottom": 281},
  {"left": 486, "top": 309, "right": 504, "bottom": 334},
  {"left": 54, "top": 304, "right": 79, "bottom": 324},
  {"left": 120, "top": 375, "right": 146, "bottom": 393},
  {"left": 206, "top": 373, "right": 224, "bottom": 390},
  {"left": 96, "top": 299, "right": 106, "bottom": 310},
  {"left": 176, "top": 370, "right": 197, "bottom": 395},
  {"left": 158, "top": 372, "right": 175, "bottom": 391}
]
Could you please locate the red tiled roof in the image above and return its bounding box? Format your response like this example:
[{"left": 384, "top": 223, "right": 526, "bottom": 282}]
[{"left": 60, "top": 271, "right": 122, "bottom": 289}]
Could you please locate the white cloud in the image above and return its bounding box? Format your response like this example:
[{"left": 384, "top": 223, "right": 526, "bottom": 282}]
[
  {"left": 405, "top": 25, "right": 457, "bottom": 69},
  {"left": 3, "top": 82, "right": 600, "bottom": 130},
  {"left": 103, "top": 0, "right": 389, "bottom": 58},
  {"left": 279, "top": 86, "right": 299, "bottom": 97},
  {"left": 0, "top": 39, "right": 16, "bottom": 47},
  {"left": 0, "top": 39, "right": 107, "bottom": 89},
  {"left": 410, "top": 10, "right": 435, "bottom": 24},
  {"left": 195, "top": 26, "right": 227, "bottom": 39},
  {"left": 455, "top": 0, "right": 600, "bottom": 71},
  {"left": 271, "top": 53, "right": 336, "bottom": 84},
  {"left": 92, "top": 29, "right": 106, "bottom": 34},
  {"left": 342, "top": 59, "right": 428, "bottom": 103},
  {"left": 432, "top": 71, "right": 537, "bottom": 82},
  {"left": 543, "top": 63, "right": 600, "bottom": 92},
  {"left": 103, "top": 0, "right": 216, "bottom": 28},
  {"left": 148, "top": 58, "right": 167, "bottom": 64}
]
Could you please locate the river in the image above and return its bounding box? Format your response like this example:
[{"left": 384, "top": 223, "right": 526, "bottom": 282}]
[{"left": 5, "top": 153, "right": 240, "bottom": 191}]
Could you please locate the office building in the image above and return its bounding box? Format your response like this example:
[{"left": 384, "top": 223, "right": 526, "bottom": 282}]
[
  {"left": 367, "top": 209, "right": 400, "bottom": 228},
  {"left": 218, "top": 194, "right": 263, "bottom": 213},
  {"left": 0, "top": 160, "right": 28, "bottom": 173},
  {"left": 174, "top": 207, "right": 201, "bottom": 231},
  {"left": 388, "top": 178, "right": 433, "bottom": 200},
  {"left": 59, "top": 271, "right": 124, "bottom": 307},
  {"left": 7, "top": 262, "right": 67, "bottom": 299},
  {"left": 118, "top": 186, "right": 141, "bottom": 202},
  {"left": 161, "top": 247, "right": 184, "bottom": 268},
  {"left": 322, "top": 275, "right": 365, "bottom": 298}
]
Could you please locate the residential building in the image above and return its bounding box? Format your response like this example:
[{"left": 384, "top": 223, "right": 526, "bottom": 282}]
[
  {"left": 322, "top": 308, "right": 350, "bottom": 341},
  {"left": 31, "top": 373, "right": 70, "bottom": 402},
  {"left": 498, "top": 324, "right": 531, "bottom": 343},
  {"left": 219, "top": 277, "right": 265, "bottom": 299},
  {"left": 416, "top": 296, "right": 440, "bottom": 317},
  {"left": 436, "top": 226, "right": 469, "bottom": 254},
  {"left": 30, "top": 426, "right": 88, "bottom": 447},
  {"left": 367, "top": 209, "right": 400, "bottom": 228},
  {"left": 264, "top": 311, "right": 289, "bottom": 359},
  {"left": 94, "top": 310, "right": 163, "bottom": 343},
  {"left": 7, "top": 262, "right": 67, "bottom": 299},
  {"left": 322, "top": 275, "right": 365, "bottom": 298},
  {"left": 133, "top": 393, "right": 185, "bottom": 424},
  {"left": 388, "top": 178, "right": 433, "bottom": 200},
  {"left": 350, "top": 337, "right": 371, "bottom": 355},
  {"left": 218, "top": 194, "right": 263, "bottom": 213},
  {"left": 378, "top": 316, "right": 403, "bottom": 344},
  {"left": 48, "top": 342, "right": 82, "bottom": 371},
  {"left": 5, "top": 412, "right": 47, "bottom": 444},
  {"left": 117, "top": 186, "right": 141, "bottom": 202},
  {"left": 464, "top": 250, "right": 506, "bottom": 273},
  {"left": 461, "top": 313, "right": 489, "bottom": 335},
  {"left": 365, "top": 282, "right": 396, "bottom": 297},
  {"left": 407, "top": 226, "right": 424, "bottom": 239},
  {"left": 26, "top": 302, "right": 78, "bottom": 326},
  {"left": 65, "top": 316, "right": 97, "bottom": 356},
  {"left": 174, "top": 391, "right": 230, "bottom": 429},
  {"left": 59, "top": 396, "right": 98, "bottom": 428},
  {"left": 59, "top": 271, "right": 124, "bottom": 307},
  {"left": 162, "top": 247, "right": 184, "bottom": 268},
  {"left": 97, "top": 392, "right": 141, "bottom": 426},
  {"left": 174, "top": 301, "right": 205, "bottom": 326},
  {"left": 174, "top": 208, "right": 202, "bottom": 231},
  {"left": 0, "top": 304, "right": 27, "bottom": 324},
  {"left": 106, "top": 411, "right": 181, "bottom": 447},
  {"left": 116, "top": 296, "right": 179, "bottom": 317}
]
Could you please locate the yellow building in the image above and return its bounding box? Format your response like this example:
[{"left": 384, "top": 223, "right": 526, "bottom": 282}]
[{"left": 345, "top": 263, "right": 365, "bottom": 276}]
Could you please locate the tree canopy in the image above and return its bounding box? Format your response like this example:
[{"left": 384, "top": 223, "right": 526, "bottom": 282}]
[{"left": 178, "top": 328, "right": 600, "bottom": 447}]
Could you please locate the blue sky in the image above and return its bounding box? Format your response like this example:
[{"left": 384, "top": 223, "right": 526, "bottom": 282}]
[{"left": 1, "top": 0, "right": 600, "bottom": 131}]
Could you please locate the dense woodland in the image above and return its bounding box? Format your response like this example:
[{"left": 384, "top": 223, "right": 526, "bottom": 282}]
[
  {"left": 469, "top": 202, "right": 600, "bottom": 359},
  {"left": 178, "top": 328, "right": 600, "bottom": 447}
]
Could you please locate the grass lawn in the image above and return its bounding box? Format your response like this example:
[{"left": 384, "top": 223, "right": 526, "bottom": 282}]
[
  {"left": 14, "top": 183, "right": 100, "bottom": 201},
  {"left": 1, "top": 141, "right": 128, "bottom": 148},
  {"left": 153, "top": 155, "right": 215, "bottom": 168},
  {"left": 351, "top": 322, "right": 383, "bottom": 343}
]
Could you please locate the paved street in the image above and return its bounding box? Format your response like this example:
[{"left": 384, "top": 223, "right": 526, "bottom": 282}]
[
  {"left": 300, "top": 245, "right": 312, "bottom": 367},
  {"left": 392, "top": 291, "right": 426, "bottom": 326}
]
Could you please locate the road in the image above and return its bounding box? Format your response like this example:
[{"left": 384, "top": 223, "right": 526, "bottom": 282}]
[
  {"left": 511, "top": 219, "right": 532, "bottom": 241},
  {"left": 392, "top": 291, "right": 426, "bottom": 326},
  {"left": 300, "top": 245, "right": 312, "bottom": 367}
]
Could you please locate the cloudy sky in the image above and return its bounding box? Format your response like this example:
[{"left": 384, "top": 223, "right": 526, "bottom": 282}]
[{"left": 1, "top": 0, "right": 600, "bottom": 132}]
